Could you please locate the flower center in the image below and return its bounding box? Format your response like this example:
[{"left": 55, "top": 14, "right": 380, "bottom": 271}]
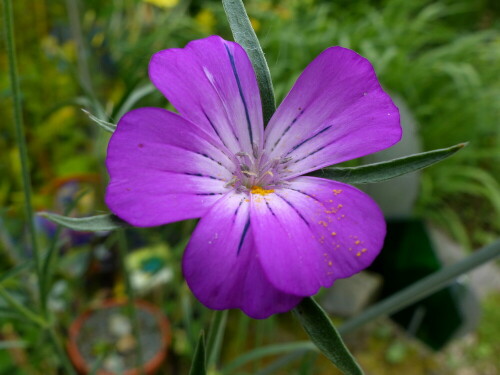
[
  {"left": 250, "top": 185, "right": 275, "bottom": 195},
  {"left": 228, "top": 145, "right": 291, "bottom": 193}
]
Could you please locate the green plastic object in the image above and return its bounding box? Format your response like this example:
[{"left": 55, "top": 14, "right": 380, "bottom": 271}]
[{"left": 369, "top": 219, "right": 479, "bottom": 350}]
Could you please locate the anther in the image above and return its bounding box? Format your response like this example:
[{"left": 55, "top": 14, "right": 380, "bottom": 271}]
[
  {"left": 224, "top": 176, "right": 237, "bottom": 188},
  {"left": 242, "top": 171, "right": 257, "bottom": 177}
]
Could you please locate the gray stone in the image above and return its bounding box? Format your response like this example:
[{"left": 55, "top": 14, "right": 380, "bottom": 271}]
[
  {"left": 320, "top": 271, "right": 383, "bottom": 317},
  {"left": 362, "top": 96, "right": 422, "bottom": 218}
]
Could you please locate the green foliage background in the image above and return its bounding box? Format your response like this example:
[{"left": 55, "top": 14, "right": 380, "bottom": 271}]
[
  {"left": 1, "top": 0, "right": 499, "bottom": 373},
  {"left": 1, "top": 0, "right": 499, "bottom": 248}
]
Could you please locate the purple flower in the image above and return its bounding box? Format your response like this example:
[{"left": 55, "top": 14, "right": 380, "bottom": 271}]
[{"left": 105, "top": 36, "right": 401, "bottom": 318}]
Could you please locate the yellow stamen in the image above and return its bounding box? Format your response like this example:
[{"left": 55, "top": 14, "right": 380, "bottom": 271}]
[{"left": 250, "top": 185, "right": 275, "bottom": 196}]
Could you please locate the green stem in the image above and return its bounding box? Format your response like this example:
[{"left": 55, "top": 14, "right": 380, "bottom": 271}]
[
  {"left": 206, "top": 309, "right": 228, "bottom": 370},
  {"left": 117, "top": 231, "right": 145, "bottom": 375},
  {"left": 222, "top": 0, "right": 276, "bottom": 125},
  {"left": 339, "top": 239, "right": 500, "bottom": 335},
  {"left": 0, "top": 286, "right": 47, "bottom": 328},
  {"left": 2, "top": 0, "right": 43, "bottom": 304},
  {"left": 47, "top": 327, "right": 78, "bottom": 375}
]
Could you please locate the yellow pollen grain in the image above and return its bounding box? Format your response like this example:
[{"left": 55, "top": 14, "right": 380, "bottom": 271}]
[
  {"left": 318, "top": 220, "right": 328, "bottom": 227},
  {"left": 250, "top": 185, "right": 275, "bottom": 196},
  {"left": 337, "top": 204, "right": 343, "bottom": 208},
  {"left": 328, "top": 261, "right": 333, "bottom": 267},
  {"left": 331, "top": 232, "right": 337, "bottom": 236},
  {"left": 355, "top": 240, "right": 361, "bottom": 245},
  {"left": 356, "top": 252, "right": 361, "bottom": 257},
  {"left": 362, "top": 248, "right": 367, "bottom": 253},
  {"left": 333, "top": 189, "right": 343, "bottom": 195}
]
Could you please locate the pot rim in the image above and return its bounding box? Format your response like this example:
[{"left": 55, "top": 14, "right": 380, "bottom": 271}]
[{"left": 67, "top": 299, "right": 171, "bottom": 375}]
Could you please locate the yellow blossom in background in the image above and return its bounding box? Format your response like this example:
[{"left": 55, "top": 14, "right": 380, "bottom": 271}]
[
  {"left": 144, "top": 0, "right": 178, "bottom": 9},
  {"left": 90, "top": 32, "right": 105, "bottom": 48},
  {"left": 275, "top": 5, "right": 292, "bottom": 20},
  {"left": 195, "top": 8, "right": 216, "bottom": 34},
  {"left": 250, "top": 17, "right": 261, "bottom": 32}
]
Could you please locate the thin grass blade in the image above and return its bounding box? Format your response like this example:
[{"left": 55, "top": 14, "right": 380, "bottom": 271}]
[{"left": 189, "top": 332, "right": 207, "bottom": 375}]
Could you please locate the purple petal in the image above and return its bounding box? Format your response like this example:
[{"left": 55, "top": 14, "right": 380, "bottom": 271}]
[
  {"left": 251, "top": 176, "right": 385, "bottom": 296},
  {"left": 149, "top": 36, "right": 264, "bottom": 156},
  {"left": 106, "top": 107, "right": 233, "bottom": 227},
  {"left": 182, "top": 192, "right": 302, "bottom": 319},
  {"left": 264, "top": 47, "right": 401, "bottom": 177}
]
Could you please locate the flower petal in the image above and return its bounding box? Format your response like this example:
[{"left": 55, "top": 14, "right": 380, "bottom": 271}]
[
  {"left": 106, "top": 107, "right": 234, "bottom": 227},
  {"left": 251, "top": 176, "right": 385, "bottom": 296},
  {"left": 264, "top": 47, "right": 401, "bottom": 177},
  {"left": 149, "top": 36, "right": 264, "bottom": 156},
  {"left": 182, "top": 192, "right": 302, "bottom": 319}
]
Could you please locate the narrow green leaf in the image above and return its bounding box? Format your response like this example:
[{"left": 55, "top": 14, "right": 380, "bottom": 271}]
[
  {"left": 222, "top": 0, "right": 276, "bottom": 125},
  {"left": 0, "top": 260, "right": 32, "bottom": 284},
  {"left": 40, "top": 189, "right": 89, "bottom": 314},
  {"left": 206, "top": 310, "right": 228, "bottom": 369},
  {"left": 0, "top": 286, "right": 47, "bottom": 327},
  {"left": 222, "top": 341, "right": 316, "bottom": 374},
  {"left": 82, "top": 109, "right": 116, "bottom": 133},
  {"left": 115, "top": 83, "right": 156, "bottom": 119},
  {"left": 189, "top": 332, "right": 207, "bottom": 375},
  {"left": 293, "top": 298, "right": 364, "bottom": 375},
  {"left": 310, "top": 143, "right": 467, "bottom": 184},
  {"left": 38, "top": 212, "right": 129, "bottom": 232},
  {"left": 339, "top": 239, "right": 500, "bottom": 335}
]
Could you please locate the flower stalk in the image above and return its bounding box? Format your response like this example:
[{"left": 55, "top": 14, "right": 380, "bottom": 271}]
[{"left": 2, "top": 0, "right": 42, "bottom": 300}]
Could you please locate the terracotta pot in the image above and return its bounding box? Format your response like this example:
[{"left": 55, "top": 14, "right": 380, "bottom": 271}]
[{"left": 67, "top": 300, "right": 170, "bottom": 375}]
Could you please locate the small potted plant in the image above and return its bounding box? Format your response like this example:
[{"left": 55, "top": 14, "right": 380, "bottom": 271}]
[{"left": 67, "top": 300, "right": 170, "bottom": 374}]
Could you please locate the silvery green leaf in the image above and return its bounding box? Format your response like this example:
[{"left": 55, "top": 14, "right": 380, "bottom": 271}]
[
  {"left": 82, "top": 109, "right": 116, "bottom": 133},
  {"left": 311, "top": 143, "right": 466, "bottom": 184},
  {"left": 38, "top": 212, "right": 129, "bottom": 232},
  {"left": 294, "top": 297, "right": 364, "bottom": 375}
]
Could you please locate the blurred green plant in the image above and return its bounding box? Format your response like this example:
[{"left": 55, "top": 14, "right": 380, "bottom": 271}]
[{"left": 1, "top": 0, "right": 500, "bottom": 374}]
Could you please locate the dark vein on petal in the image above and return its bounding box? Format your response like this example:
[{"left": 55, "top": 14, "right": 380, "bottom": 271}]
[
  {"left": 224, "top": 44, "right": 254, "bottom": 147},
  {"left": 237, "top": 216, "right": 251, "bottom": 255},
  {"left": 265, "top": 200, "right": 276, "bottom": 216},
  {"left": 286, "top": 125, "right": 332, "bottom": 156},
  {"left": 201, "top": 109, "right": 231, "bottom": 149},
  {"left": 234, "top": 198, "right": 244, "bottom": 217},
  {"left": 196, "top": 152, "right": 233, "bottom": 174},
  {"left": 184, "top": 172, "right": 225, "bottom": 181},
  {"left": 270, "top": 109, "right": 305, "bottom": 152},
  {"left": 275, "top": 193, "right": 310, "bottom": 227},
  {"left": 292, "top": 146, "right": 326, "bottom": 164},
  {"left": 196, "top": 192, "right": 225, "bottom": 196},
  {"left": 286, "top": 187, "right": 322, "bottom": 204}
]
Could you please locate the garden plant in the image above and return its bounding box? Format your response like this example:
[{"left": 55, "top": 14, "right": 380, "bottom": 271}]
[{"left": 1, "top": 0, "right": 499, "bottom": 374}]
